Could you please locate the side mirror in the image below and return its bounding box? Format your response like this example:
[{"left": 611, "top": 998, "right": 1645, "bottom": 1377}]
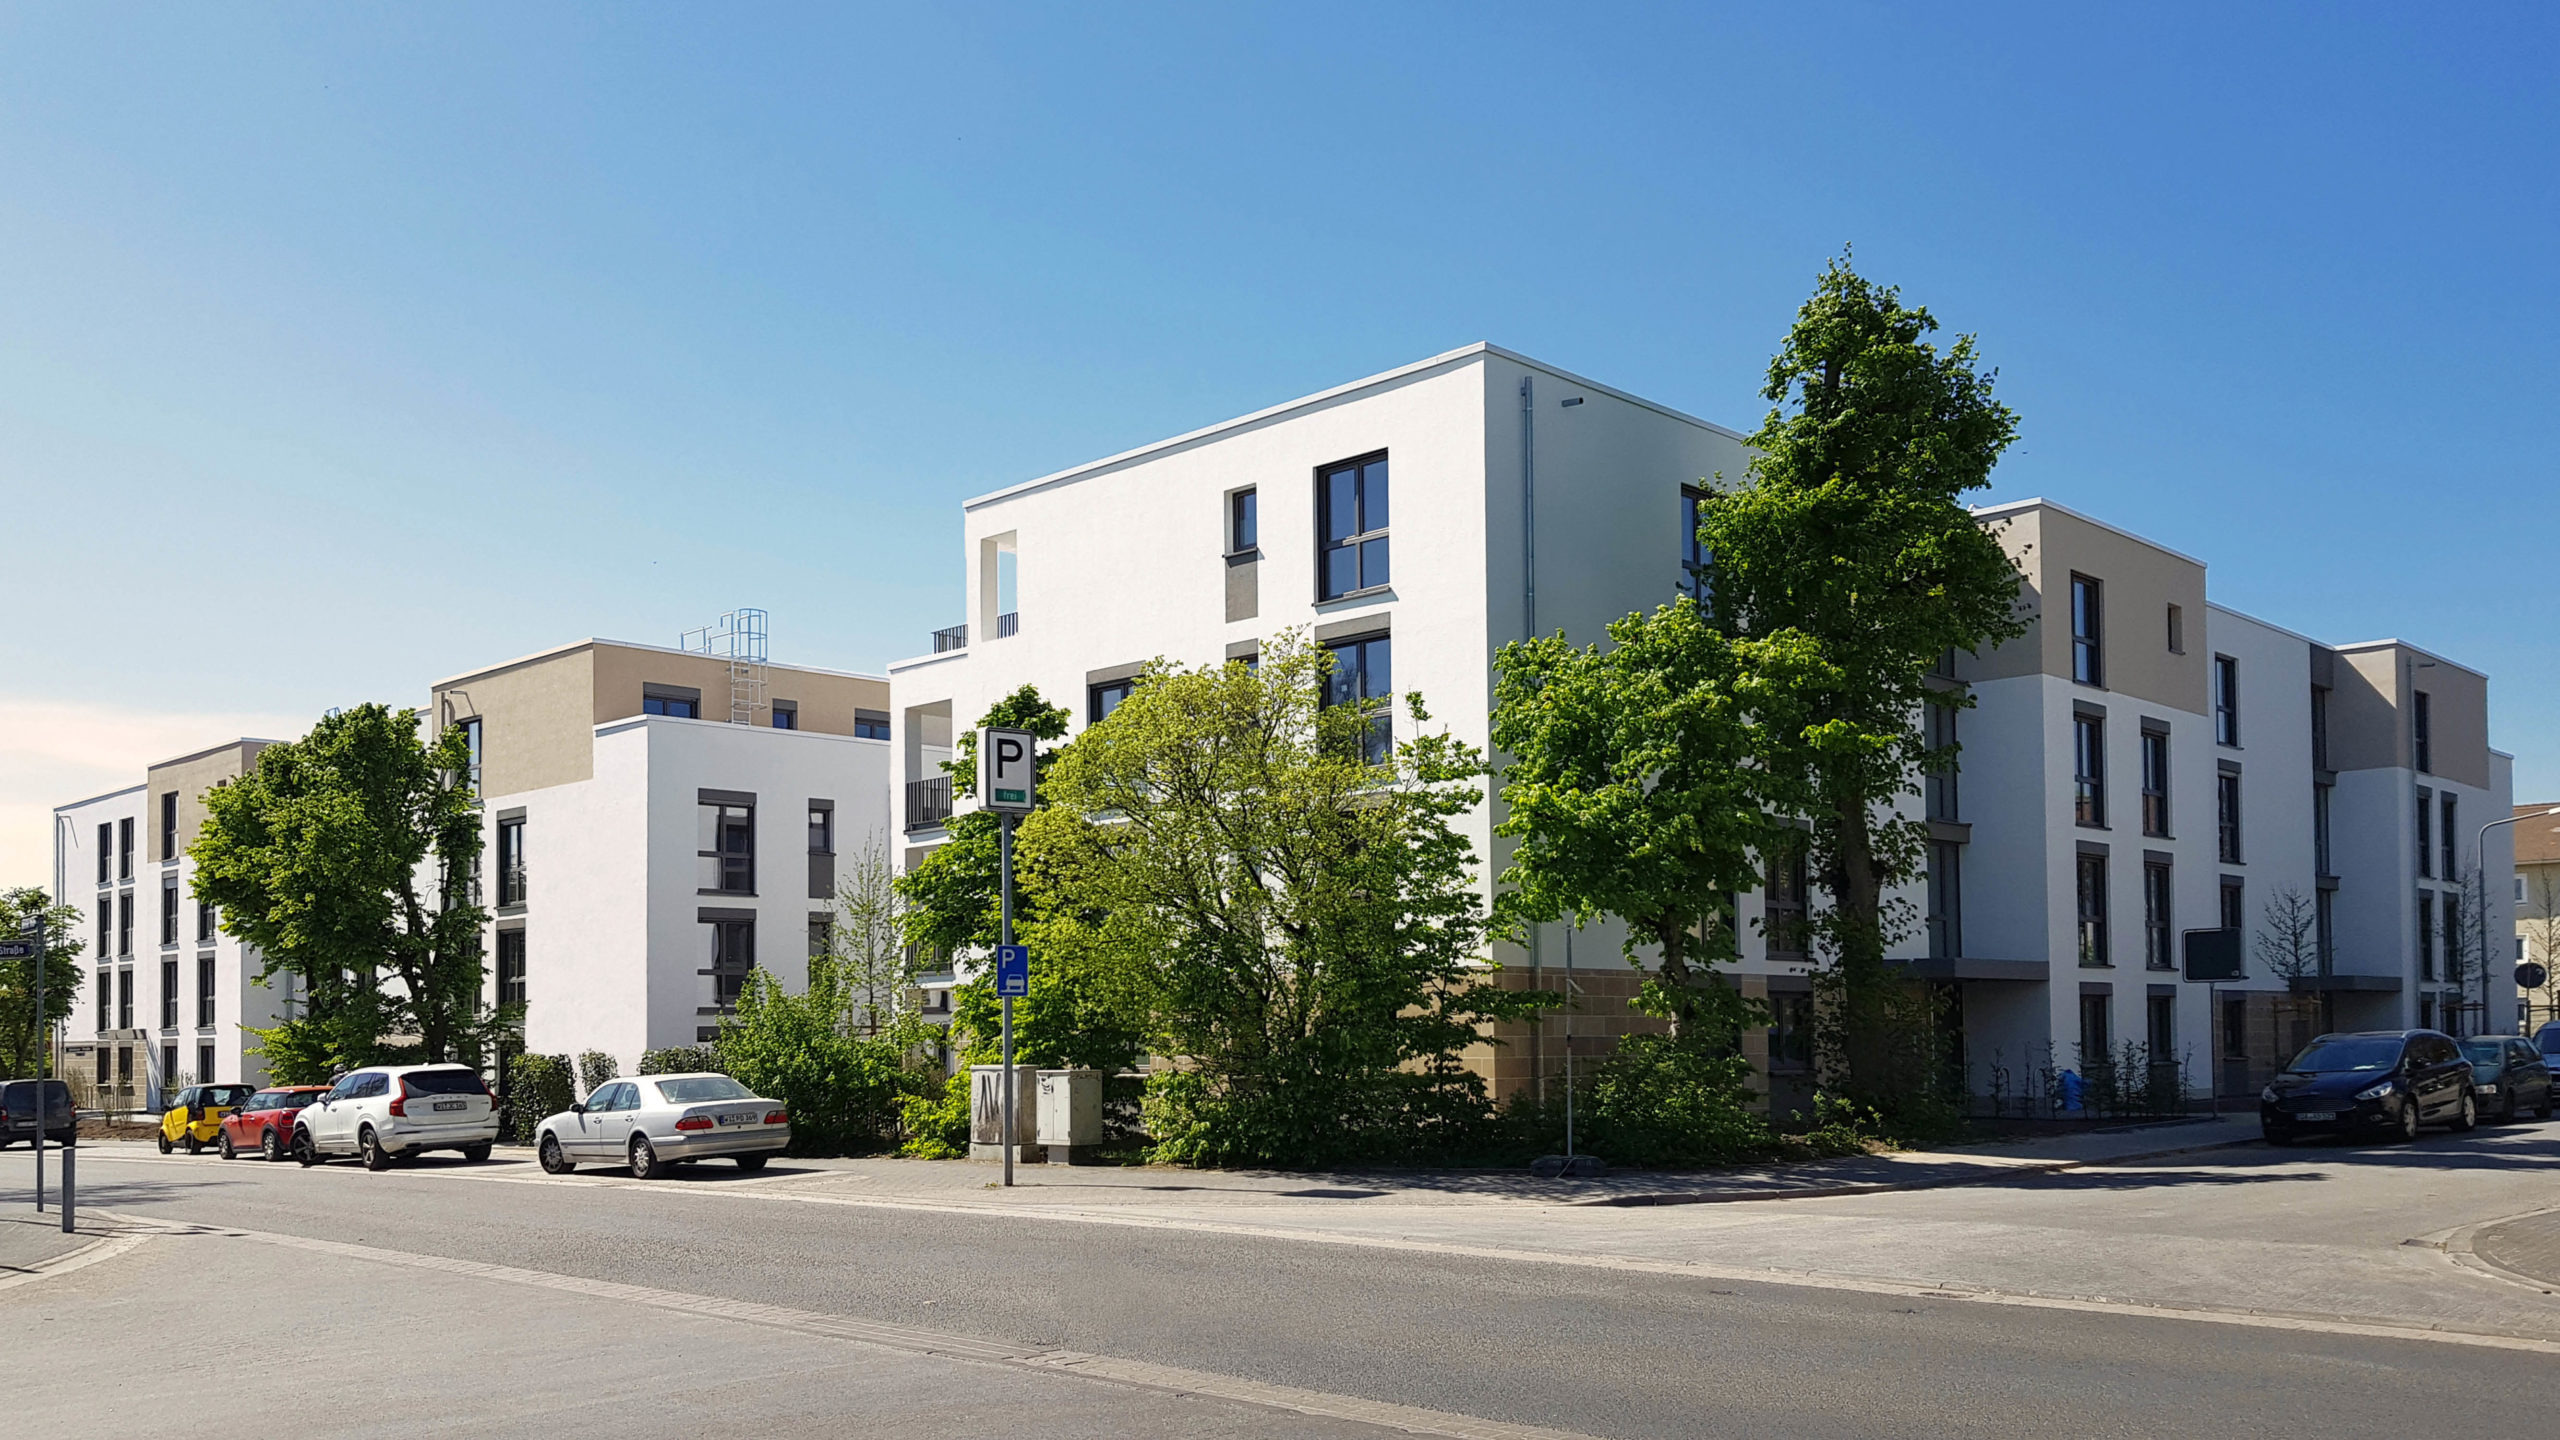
[{"left": 570, "top": 1102, "right": 587, "bottom": 1115}]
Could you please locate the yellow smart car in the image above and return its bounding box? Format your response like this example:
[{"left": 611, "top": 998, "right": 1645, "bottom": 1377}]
[{"left": 158, "top": 1083, "right": 258, "bottom": 1154}]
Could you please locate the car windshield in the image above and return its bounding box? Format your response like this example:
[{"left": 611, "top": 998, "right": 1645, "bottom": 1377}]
[
  {"left": 206, "top": 1085, "right": 256, "bottom": 1105},
  {"left": 400, "top": 1068, "right": 487, "bottom": 1095},
  {"left": 2460, "top": 1040, "right": 2507, "bottom": 1067},
  {"left": 2285, "top": 1037, "right": 2404, "bottom": 1073},
  {"left": 655, "top": 1076, "right": 753, "bottom": 1104}
]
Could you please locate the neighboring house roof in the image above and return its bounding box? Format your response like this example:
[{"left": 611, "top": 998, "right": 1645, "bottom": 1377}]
[{"left": 2515, "top": 803, "right": 2560, "bottom": 867}]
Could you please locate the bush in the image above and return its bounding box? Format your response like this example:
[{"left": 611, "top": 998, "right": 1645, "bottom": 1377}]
[
  {"left": 504, "top": 1053, "right": 575, "bottom": 1145},
  {"left": 897, "top": 1071, "right": 970, "bottom": 1159},
  {"left": 1573, "top": 1034, "right": 1777, "bottom": 1169},
  {"left": 577, "top": 1050, "right": 619, "bottom": 1096},
  {"left": 1141, "top": 1066, "right": 1504, "bottom": 1169},
  {"left": 718, "top": 963, "right": 920, "bottom": 1156},
  {"left": 639, "top": 1046, "right": 723, "bottom": 1076}
]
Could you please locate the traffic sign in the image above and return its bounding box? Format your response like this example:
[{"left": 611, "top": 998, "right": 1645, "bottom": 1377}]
[
  {"left": 2182, "top": 928, "right": 2244, "bottom": 982},
  {"left": 0, "top": 940, "right": 36, "bottom": 960},
  {"left": 980, "top": 728, "right": 1037, "bottom": 813},
  {"left": 995, "top": 944, "right": 1030, "bottom": 997},
  {"left": 2520, "top": 962, "right": 2549, "bottom": 991}
]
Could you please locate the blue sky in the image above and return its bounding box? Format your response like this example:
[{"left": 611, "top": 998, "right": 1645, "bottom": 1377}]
[{"left": 3, "top": 4, "right": 2555, "bottom": 884}]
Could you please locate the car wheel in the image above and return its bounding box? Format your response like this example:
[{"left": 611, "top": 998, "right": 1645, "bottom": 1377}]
[
  {"left": 359, "top": 1127, "right": 393, "bottom": 1172},
  {"left": 734, "top": 1153, "right": 770, "bottom": 1172},
  {"left": 2397, "top": 1100, "right": 2422, "bottom": 1143},
  {"left": 538, "top": 1135, "right": 575, "bottom": 1175},
  {"left": 219, "top": 1131, "right": 237, "bottom": 1160},
  {"left": 261, "top": 1128, "right": 283, "bottom": 1163},
  {"left": 185, "top": 1133, "right": 203, "bottom": 1155},
  {"left": 460, "top": 1143, "right": 492, "bottom": 1164},
  {"left": 2452, "top": 1091, "right": 2478, "bottom": 1133},
  {"left": 156, "top": 1132, "right": 172, "bottom": 1155},
  {"left": 294, "top": 1127, "right": 321, "bottom": 1167},
  {"left": 628, "top": 1135, "right": 663, "bottom": 1180}
]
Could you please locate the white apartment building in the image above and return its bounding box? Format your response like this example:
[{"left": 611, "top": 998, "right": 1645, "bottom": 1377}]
[
  {"left": 52, "top": 739, "right": 296, "bottom": 1106},
  {"left": 887, "top": 344, "right": 2516, "bottom": 1112},
  {"left": 430, "top": 635, "right": 893, "bottom": 1076}
]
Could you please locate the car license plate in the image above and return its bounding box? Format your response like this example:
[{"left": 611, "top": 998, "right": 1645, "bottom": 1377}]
[
  {"left": 2294, "top": 1111, "right": 2335, "bottom": 1122},
  {"left": 433, "top": 1100, "right": 467, "bottom": 1112},
  {"left": 717, "top": 1112, "right": 753, "bottom": 1126}
]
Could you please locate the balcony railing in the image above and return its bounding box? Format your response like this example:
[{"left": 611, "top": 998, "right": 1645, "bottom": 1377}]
[
  {"left": 996, "top": 611, "right": 1020, "bottom": 638},
  {"left": 497, "top": 864, "right": 527, "bottom": 907},
  {"left": 932, "top": 624, "right": 968, "bottom": 653},
  {"left": 906, "top": 775, "right": 954, "bottom": 831}
]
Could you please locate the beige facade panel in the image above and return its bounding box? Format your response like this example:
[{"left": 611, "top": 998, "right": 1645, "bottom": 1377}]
[
  {"left": 589, "top": 642, "right": 888, "bottom": 738},
  {"left": 2328, "top": 643, "right": 2488, "bottom": 788},
  {"left": 437, "top": 646, "right": 602, "bottom": 797},
  {"left": 1969, "top": 504, "right": 2206, "bottom": 713},
  {"left": 144, "top": 741, "right": 269, "bottom": 863}
]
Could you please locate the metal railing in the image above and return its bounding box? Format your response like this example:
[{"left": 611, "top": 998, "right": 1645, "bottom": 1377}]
[
  {"left": 996, "top": 611, "right": 1020, "bottom": 638},
  {"left": 906, "top": 776, "right": 953, "bottom": 831},
  {"left": 932, "top": 624, "right": 968, "bottom": 653},
  {"left": 498, "top": 864, "right": 527, "bottom": 907}
]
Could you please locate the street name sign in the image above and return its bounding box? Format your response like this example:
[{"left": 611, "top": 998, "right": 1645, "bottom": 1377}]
[
  {"left": 0, "top": 940, "right": 36, "bottom": 960},
  {"left": 980, "top": 728, "right": 1037, "bottom": 814},
  {"left": 995, "top": 944, "right": 1030, "bottom": 997}
]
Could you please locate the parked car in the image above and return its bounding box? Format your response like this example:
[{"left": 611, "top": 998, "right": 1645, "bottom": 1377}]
[
  {"left": 158, "top": 1084, "right": 259, "bottom": 1154},
  {"left": 2537, "top": 1022, "right": 2560, "bottom": 1068},
  {"left": 293, "top": 1064, "right": 498, "bottom": 1171},
  {"left": 217, "top": 1085, "right": 331, "bottom": 1161},
  {"left": 534, "top": 1073, "right": 790, "bottom": 1179},
  {"left": 0, "top": 1078, "right": 76, "bottom": 1147},
  {"left": 2458, "top": 1036, "right": 2556, "bottom": 1123},
  {"left": 2260, "top": 1030, "right": 2477, "bottom": 1144}
]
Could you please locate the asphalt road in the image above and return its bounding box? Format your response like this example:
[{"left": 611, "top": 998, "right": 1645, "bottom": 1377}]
[{"left": 6, "top": 1137, "right": 2557, "bottom": 1439}]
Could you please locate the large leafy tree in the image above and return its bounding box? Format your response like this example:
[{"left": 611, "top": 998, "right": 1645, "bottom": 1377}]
[
  {"left": 1026, "top": 636, "right": 1535, "bottom": 1166},
  {"left": 192, "top": 703, "right": 496, "bottom": 1073},
  {"left": 0, "top": 888, "right": 85, "bottom": 1078},
  {"left": 1694, "top": 254, "right": 2027, "bottom": 1104},
  {"left": 1492, "top": 596, "right": 1809, "bottom": 1035}
]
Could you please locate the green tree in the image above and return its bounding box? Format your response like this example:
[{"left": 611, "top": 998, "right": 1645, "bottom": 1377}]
[
  {"left": 1693, "top": 254, "right": 2026, "bottom": 1107},
  {"left": 192, "top": 703, "right": 499, "bottom": 1073},
  {"left": 719, "top": 955, "right": 921, "bottom": 1155},
  {"left": 1028, "top": 635, "right": 1533, "bottom": 1166},
  {"left": 0, "top": 888, "right": 85, "bottom": 1078},
  {"left": 825, "top": 838, "right": 911, "bottom": 1036},
  {"left": 894, "top": 685, "right": 1071, "bottom": 962}
]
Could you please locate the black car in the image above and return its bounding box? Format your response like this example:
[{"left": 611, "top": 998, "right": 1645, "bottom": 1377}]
[
  {"left": 2260, "top": 1030, "right": 2477, "bottom": 1145},
  {"left": 0, "top": 1078, "right": 77, "bottom": 1147},
  {"left": 2458, "top": 1035, "right": 2555, "bottom": 1123}
]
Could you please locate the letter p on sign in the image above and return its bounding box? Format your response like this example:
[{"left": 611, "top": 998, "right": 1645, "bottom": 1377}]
[{"left": 981, "top": 727, "right": 1037, "bottom": 813}]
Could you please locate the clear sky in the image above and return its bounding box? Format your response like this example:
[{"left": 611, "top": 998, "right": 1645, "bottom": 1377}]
[{"left": 4, "top": 4, "right": 2555, "bottom": 888}]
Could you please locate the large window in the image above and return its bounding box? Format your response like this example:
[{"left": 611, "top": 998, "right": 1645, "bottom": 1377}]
[
  {"left": 2413, "top": 690, "right": 2432, "bottom": 774},
  {"left": 2143, "top": 861, "right": 2174, "bottom": 970},
  {"left": 2213, "top": 656, "right": 2240, "bottom": 746},
  {"left": 2077, "top": 853, "right": 2110, "bottom": 967},
  {"left": 196, "top": 954, "right": 215, "bottom": 1027},
  {"left": 1089, "top": 678, "right": 1135, "bottom": 724},
  {"left": 160, "top": 879, "right": 178, "bottom": 946},
  {"left": 1926, "top": 840, "right": 1962, "bottom": 959},
  {"left": 1681, "top": 486, "right": 1710, "bottom": 598},
  {"left": 699, "top": 803, "right": 755, "bottom": 894},
  {"left": 2439, "top": 793, "right": 2457, "bottom": 882},
  {"left": 1317, "top": 453, "right": 1389, "bottom": 599},
  {"left": 853, "top": 709, "right": 890, "bottom": 740},
  {"left": 1763, "top": 846, "right": 1808, "bottom": 960},
  {"left": 1924, "top": 700, "right": 1959, "bottom": 823},
  {"left": 2418, "top": 890, "right": 2437, "bottom": 981},
  {"left": 161, "top": 791, "right": 177, "bottom": 861},
  {"left": 2139, "top": 727, "right": 2169, "bottom": 837},
  {"left": 497, "top": 818, "right": 527, "bottom": 906},
  {"left": 2073, "top": 714, "right": 2106, "bottom": 827},
  {"left": 2070, "top": 574, "right": 2103, "bottom": 685},
  {"left": 2416, "top": 787, "right": 2433, "bottom": 876},
  {"left": 1230, "top": 488, "right": 1258, "bottom": 553},
  {"left": 1322, "top": 633, "right": 1393, "bottom": 764},
  {"left": 160, "top": 958, "right": 178, "bottom": 1029},
  {"left": 496, "top": 930, "right": 527, "bottom": 1007},
  {"left": 710, "top": 920, "right": 756, "bottom": 1007},
  {"left": 2216, "top": 772, "right": 2243, "bottom": 863}
]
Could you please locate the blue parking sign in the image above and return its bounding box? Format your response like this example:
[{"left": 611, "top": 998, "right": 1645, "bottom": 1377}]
[{"left": 995, "top": 944, "right": 1030, "bottom": 997}]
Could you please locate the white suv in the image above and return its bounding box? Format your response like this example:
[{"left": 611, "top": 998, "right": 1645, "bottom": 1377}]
[{"left": 294, "top": 1064, "right": 499, "bottom": 1171}]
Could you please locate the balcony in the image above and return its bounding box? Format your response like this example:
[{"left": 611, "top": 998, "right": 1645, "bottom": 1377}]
[
  {"left": 932, "top": 624, "right": 968, "bottom": 653},
  {"left": 906, "top": 775, "right": 954, "bottom": 832},
  {"left": 996, "top": 611, "right": 1020, "bottom": 639}
]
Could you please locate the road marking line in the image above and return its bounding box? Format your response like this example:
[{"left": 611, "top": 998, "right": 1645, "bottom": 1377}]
[
  {"left": 66, "top": 1147, "right": 2560, "bottom": 1354},
  {"left": 107, "top": 1214, "right": 1594, "bottom": 1440},
  {"left": 0, "top": 1226, "right": 155, "bottom": 1294}
]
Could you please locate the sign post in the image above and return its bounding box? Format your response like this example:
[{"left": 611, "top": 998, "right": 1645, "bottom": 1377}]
[
  {"left": 980, "top": 728, "right": 1037, "bottom": 1187},
  {"left": 6, "top": 918, "right": 44, "bottom": 1211}
]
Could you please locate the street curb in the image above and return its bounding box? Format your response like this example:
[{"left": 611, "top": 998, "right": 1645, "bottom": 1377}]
[
  {"left": 2431, "top": 1205, "right": 2560, "bottom": 1297},
  {"left": 1574, "top": 1130, "right": 2261, "bottom": 1207}
]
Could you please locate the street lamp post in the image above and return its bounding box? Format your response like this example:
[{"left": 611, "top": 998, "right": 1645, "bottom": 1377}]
[{"left": 2476, "top": 807, "right": 2560, "bottom": 1035}]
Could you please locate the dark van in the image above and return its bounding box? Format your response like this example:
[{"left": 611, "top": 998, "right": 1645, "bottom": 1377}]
[{"left": 0, "top": 1078, "right": 77, "bottom": 1146}]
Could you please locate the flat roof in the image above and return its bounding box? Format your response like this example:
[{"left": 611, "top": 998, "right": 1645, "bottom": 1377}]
[
  {"left": 147, "top": 737, "right": 282, "bottom": 772},
  {"left": 434, "top": 636, "right": 887, "bottom": 690},
  {"left": 1970, "top": 496, "right": 2210, "bottom": 571},
  {"left": 53, "top": 782, "right": 146, "bottom": 814},
  {"left": 963, "top": 342, "right": 1749, "bottom": 512}
]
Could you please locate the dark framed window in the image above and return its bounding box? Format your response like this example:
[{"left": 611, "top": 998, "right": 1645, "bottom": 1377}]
[
  {"left": 198, "top": 1042, "right": 216, "bottom": 1084},
  {"left": 2143, "top": 862, "right": 2174, "bottom": 970},
  {"left": 2415, "top": 788, "right": 2433, "bottom": 876},
  {"left": 160, "top": 958, "right": 178, "bottom": 1029},
  {"left": 118, "top": 969, "right": 133, "bottom": 1029},
  {"left": 1317, "top": 452, "right": 1389, "bottom": 599},
  {"left": 1322, "top": 633, "right": 1393, "bottom": 764},
  {"left": 2222, "top": 993, "right": 2248, "bottom": 1060},
  {"left": 2139, "top": 728, "right": 2169, "bottom": 837},
  {"left": 2413, "top": 691, "right": 2432, "bottom": 774},
  {"left": 1230, "top": 488, "right": 1259, "bottom": 553},
  {"left": 2310, "top": 687, "right": 2330, "bottom": 771},
  {"left": 710, "top": 920, "right": 756, "bottom": 1007},
  {"left": 457, "top": 716, "right": 483, "bottom": 792},
  {"left": 119, "top": 817, "right": 133, "bottom": 880},
  {"left": 1768, "top": 991, "right": 1814, "bottom": 1070},
  {"left": 2073, "top": 715, "right": 2106, "bottom": 827},
  {"left": 161, "top": 791, "right": 178, "bottom": 861},
  {"left": 2418, "top": 890, "right": 2436, "bottom": 981},
  {"left": 118, "top": 893, "right": 133, "bottom": 956},
  {"left": 2146, "top": 994, "right": 2176, "bottom": 1062},
  {"left": 699, "top": 803, "right": 755, "bottom": 894},
  {"left": 1681, "top": 486, "right": 1711, "bottom": 598},
  {"left": 97, "top": 823, "right": 110, "bottom": 884},
  {"left": 497, "top": 818, "right": 527, "bottom": 906},
  {"left": 496, "top": 930, "right": 527, "bottom": 1007},
  {"left": 1089, "top": 678, "right": 1135, "bottom": 724},
  {"left": 2069, "top": 574, "right": 2103, "bottom": 685},
  {"left": 96, "top": 899, "right": 109, "bottom": 960},
  {"left": 1924, "top": 700, "right": 1959, "bottom": 823},
  {"left": 163, "top": 1043, "right": 177, "bottom": 1087},
  {"left": 808, "top": 805, "right": 834, "bottom": 854},
  {"left": 770, "top": 703, "right": 797, "bottom": 731},
  {"left": 2216, "top": 772, "right": 2242, "bottom": 863},
  {"left": 2439, "top": 793, "right": 2456, "bottom": 882},
  {"left": 197, "top": 954, "right": 215, "bottom": 1027},
  {"left": 2314, "top": 784, "right": 2333, "bottom": 876},
  {"left": 160, "top": 879, "right": 178, "bottom": 946},
  {"left": 1763, "top": 846, "right": 1808, "bottom": 960},
  {"left": 2212, "top": 656, "right": 2240, "bottom": 746},
  {"left": 853, "top": 709, "right": 890, "bottom": 740},
  {"left": 197, "top": 901, "right": 215, "bottom": 944},
  {"left": 2165, "top": 603, "right": 2184, "bottom": 655},
  {"left": 643, "top": 694, "right": 699, "bottom": 719},
  {"left": 808, "top": 914, "right": 833, "bottom": 958},
  {"left": 1926, "top": 840, "right": 1962, "bottom": 959},
  {"left": 2079, "top": 994, "right": 2112, "bottom": 1067},
  {"left": 2220, "top": 877, "right": 2245, "bottom": 932},
  {"left": 96, "top": 968, "right": 110, "bottom": 1031},
  {"left": 2076, "top": 853, "right": 2110, "bottom": 967}
]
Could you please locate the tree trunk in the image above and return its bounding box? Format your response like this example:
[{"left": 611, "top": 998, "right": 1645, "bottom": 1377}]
[{"left": 1830, "top": 795, "right": 1892, "bottom": 1095}]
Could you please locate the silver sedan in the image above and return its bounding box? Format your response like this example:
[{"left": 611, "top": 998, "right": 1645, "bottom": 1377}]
[{"left": 534, "top": 1072, "right": 791, "bottom": 1179}]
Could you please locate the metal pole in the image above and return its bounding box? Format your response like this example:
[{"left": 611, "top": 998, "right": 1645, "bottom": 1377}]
[
  {"left": 999, "top": 812, "right": 1016, "bottom": 1189},
  {"left": 29, "top": 910, "right": 44, "bottom": 1212},
  {"left": 1562, "top": 926, "right": 1574, "bottom": 1163},
  {"left": 59, "top": 1144, "right": 73, "bottom": 1232}
]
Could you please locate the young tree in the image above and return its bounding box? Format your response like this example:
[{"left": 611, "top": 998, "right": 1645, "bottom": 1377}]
[
  {"left": 2252, "top": 886, "right": 2323, "bottom": 1058},
  {"left": 192, "top": 703, "right": 495, "bottom": 1072},
  {"left": 1490, "top": 595, "right": 1792, "bottom": 1034},
  {"left": 0, "top": 888, "right": 85, "bottom": 1079},
  {"left": 1692, "top": 254, "right": 2028, "bottom": 1104},
  {"left": 1028, "top": 636, "right": 1534, "bottom": 1166},
  {"left": 826, "top": 838, "right": 910, "bottom": 1036},
  {"left": 2442, "top": 865, "right": 2488, "bottom": 1035}
]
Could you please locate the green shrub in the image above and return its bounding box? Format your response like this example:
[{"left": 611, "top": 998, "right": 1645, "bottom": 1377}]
[
  {"left": 1141, "top": 1065, "right": 1504, "bottom": 1169},
  {"left": 504, "top": 1053, "right": 575, "bottom": 1145},
  {"left": 897, "top": 1071, "right": 971, "bottom": 1159},
  {"left": 576, "top": 1050, "right": 619, "bottom": 1096},
  {"left": 1573, "top": 1033, "right": 1777, "bottom": 1169},
  {"left": 638, "top": 1046, "right": 723, "bottom": 1076},
  {"left": 717, "top": 963, "right": 918, "bottom": 1156}
]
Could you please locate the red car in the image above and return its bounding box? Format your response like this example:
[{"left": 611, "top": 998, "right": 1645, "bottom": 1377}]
[{"left": 219, "top": 1086, "right": 332, "bottom": 1162}]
